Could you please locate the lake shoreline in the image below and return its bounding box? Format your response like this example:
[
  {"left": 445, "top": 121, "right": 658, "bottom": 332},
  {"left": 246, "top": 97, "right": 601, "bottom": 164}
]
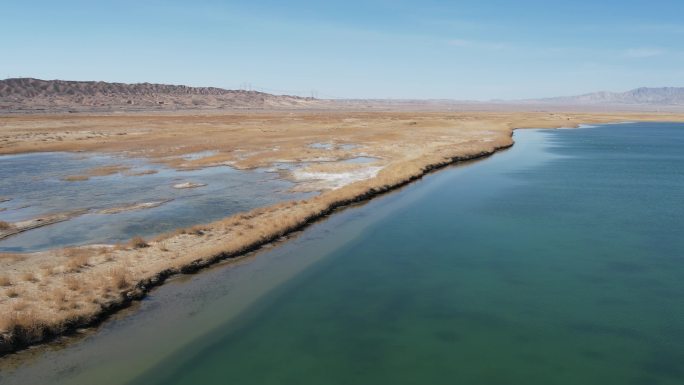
[
  {"left": 0, "top": 140, "right": 514, "bottom": 356},
  {"left": 2, "top": 112, "right": 684, "bottom": 357}
]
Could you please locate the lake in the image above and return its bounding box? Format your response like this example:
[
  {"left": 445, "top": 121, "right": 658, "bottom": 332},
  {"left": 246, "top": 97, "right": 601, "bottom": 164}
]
[{"left": 2, "top": 122, "right": 683, "bottom": 385}]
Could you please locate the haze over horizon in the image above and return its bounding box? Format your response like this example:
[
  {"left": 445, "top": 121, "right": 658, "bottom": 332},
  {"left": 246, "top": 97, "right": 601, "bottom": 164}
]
[{"left": 3, "top": 0, "right": 684, "bottom": 100}]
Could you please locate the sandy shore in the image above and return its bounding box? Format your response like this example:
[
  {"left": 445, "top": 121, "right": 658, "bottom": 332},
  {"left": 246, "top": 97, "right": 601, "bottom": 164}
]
[{"left": 1, "top": 110, "right": 683, "bottom": 355}]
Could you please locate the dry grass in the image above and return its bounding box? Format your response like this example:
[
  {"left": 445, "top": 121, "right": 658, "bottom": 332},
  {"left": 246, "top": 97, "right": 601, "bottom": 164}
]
[
  {"left": 62, "top": 175, "right": 90, "bottom": 182},
  {"left": 103, "top": 251, "right": 116, "bottom": 262},
  {"left": 173, "top": 225, "right": 208, "bottom": 236},
  {"left": 186, "top": 225, "right": 207, "bottom": 236},
  {"left": 12, "top": 300, "right": 29, "bottom": 312},
  {"left": 51, "top": 288, "right": 68, "bottom": 306},
  {"left": 125, "top": 169, "right": 158, "bottom": 176},
  {"left": 128, "top": 236, "right": 149, "bottom": 249},
  {"left": 86, "top": 165, "right": 130, "bottom": 177},
  {"left": 3, "top": 110, "right": 679, "bottom": 170},
  {"left": 158, "top": 240, "right": 169, "bottom": 252},
  {"left": 61, "top": 165, "right": 130, "bottom": 182},
  {"left": 0, "top": 275, "right": 12, "bottom": 287},
  {"left": 21, "top": 272, "right": 38, "bottom": 283},
  {"left": 64, "top": 276, "right": 82, "bottom": 291},
  {"left": 0, "top": 221, "right": 12, "bottom": 230},
  {"left": 63, "top": 248, "right": 91, "bottom": 272},
  {"left": 0, "top": 253, "right": 26, "bottom": 262},
  {"left": 0, "top": 310, "right": 42, "bottom": 343},
  {"left": 109, "top": 268, "right": 130, "bottom": 290},
  {"left": 39, "top": 265, "right": 57, "bottom": 278},
  {"left": 6, "top": 288, "right": 20, "bottom": 298}
]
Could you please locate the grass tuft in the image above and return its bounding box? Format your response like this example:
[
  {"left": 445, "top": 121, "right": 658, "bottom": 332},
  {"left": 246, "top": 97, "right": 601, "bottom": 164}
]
[
  {"left": 62, "top": 175, "right": 90, "bottom": 182},
  {"left": 188, "top": 225, "right": 207, "bottom": 236},
  {"left": 1, "top": 310, "right": 43, "bottom": 343},
  {"left": 109, "top": 268, "right": 130, "bottom": 289},
  {"left": 158, "top": 240, "right": 169, "bottom": 252},
  {"left": 64, "top": 249, "right": 91, "bottom": 272},
  {"left": 128, "top": 236, "right": 149, "bottom": 249},
  {"left": 64, "top": 276, "right": 82, "bottom": 291},
  {"left": 21, "top": 272, "right": 39, "bottom": 283},
  {"left": 6, "top": 288, "right": 20, "bottom": 298},
  {"left": 0, "top": 275, "right": 12, "bottom": 286}
]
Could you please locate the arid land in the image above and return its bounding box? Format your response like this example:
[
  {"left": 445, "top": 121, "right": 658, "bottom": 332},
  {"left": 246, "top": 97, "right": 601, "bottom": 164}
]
[{"left": 1, "top": 109, "right": 683, "bottom": 355}]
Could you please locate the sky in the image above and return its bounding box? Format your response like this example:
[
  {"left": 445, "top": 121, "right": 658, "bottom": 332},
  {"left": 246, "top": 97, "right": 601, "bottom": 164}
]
[{"left": 2, "top": 0, "right": 684, "bottom": 100}]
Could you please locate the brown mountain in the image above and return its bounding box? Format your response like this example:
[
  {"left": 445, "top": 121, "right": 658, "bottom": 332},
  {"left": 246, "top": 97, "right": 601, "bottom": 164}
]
[{"left": 0, "top": 78, "right": 321, "bottom": 112}]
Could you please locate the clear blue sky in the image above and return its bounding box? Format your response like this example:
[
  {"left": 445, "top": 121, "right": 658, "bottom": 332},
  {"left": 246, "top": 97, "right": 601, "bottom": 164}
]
[{"left": 3, "top": 0, "right": 683, "bottom": 99}]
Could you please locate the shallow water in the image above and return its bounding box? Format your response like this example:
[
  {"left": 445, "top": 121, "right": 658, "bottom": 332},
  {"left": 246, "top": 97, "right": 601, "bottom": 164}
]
[
  {"left": 307, "top": 142, "right": 334, "bottom": 150},
  {"left": 2, "top": 123, "right": 683, "bottom": 385},
  {"left": 342, "top": 156, "right": 379, "bottom": 164},
  {"left": 0, "top": 152, "right": 310, "bottom": 252},
  {"left": 307, "top": 142, "right": 360, "bottom": 151}
]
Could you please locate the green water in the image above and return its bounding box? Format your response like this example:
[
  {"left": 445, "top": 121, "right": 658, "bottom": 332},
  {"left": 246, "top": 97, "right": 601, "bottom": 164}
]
[
  {"left": 128, "top": 123, "right": 684, "bottom": 385},
  {"left": 2, "top": 123, "right": 683, "bottom": 385}
]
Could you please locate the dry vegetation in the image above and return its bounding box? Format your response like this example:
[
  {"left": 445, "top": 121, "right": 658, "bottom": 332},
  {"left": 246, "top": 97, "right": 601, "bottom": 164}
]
[
  {"left": 1, "top": 110, "right": 684, "bottom": 355},
  {"left": 0, "top": 276, "right": 12, "bottom": 287},
  {"left": 61, "top": 175, "right": 89, "bottom": 182},
  {"left": 128, "top": 236, "right": 149, "bottom": 249},
  {"left": 62, "top": 164, "right": 131, "bottom": 182}
]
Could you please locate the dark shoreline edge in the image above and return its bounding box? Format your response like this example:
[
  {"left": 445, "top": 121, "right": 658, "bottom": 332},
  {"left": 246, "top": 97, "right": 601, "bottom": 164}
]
[{"left": 0, "top": 132, "right": 515, "bottom": 357}]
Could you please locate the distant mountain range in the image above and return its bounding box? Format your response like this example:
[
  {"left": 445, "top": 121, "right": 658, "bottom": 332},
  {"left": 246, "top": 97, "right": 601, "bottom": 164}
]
[
  {"left": 0, "top": 78, "right": 321, "bottom": 112},
  {"left": 528, "top": 87, "right": 684, "bottom": 106},
  {"left": 2, "top": 78, "right": 683, "bottom": 113}
]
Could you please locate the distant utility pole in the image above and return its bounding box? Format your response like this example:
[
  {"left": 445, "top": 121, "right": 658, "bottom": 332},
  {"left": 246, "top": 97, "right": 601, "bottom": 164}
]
[{"left": 310, "top": 90, "right": 318, "bottom": 99}]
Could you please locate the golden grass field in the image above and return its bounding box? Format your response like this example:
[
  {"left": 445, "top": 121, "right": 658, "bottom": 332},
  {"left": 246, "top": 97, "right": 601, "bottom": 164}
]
[{"left": 1, "top": 109, "right": 684, "bottom": 354}]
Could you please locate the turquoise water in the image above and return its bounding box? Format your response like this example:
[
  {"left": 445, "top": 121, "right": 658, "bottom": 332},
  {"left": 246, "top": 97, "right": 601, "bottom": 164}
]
[{"left": 2, "top": 123, "right": 683, "bottom": 385}]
